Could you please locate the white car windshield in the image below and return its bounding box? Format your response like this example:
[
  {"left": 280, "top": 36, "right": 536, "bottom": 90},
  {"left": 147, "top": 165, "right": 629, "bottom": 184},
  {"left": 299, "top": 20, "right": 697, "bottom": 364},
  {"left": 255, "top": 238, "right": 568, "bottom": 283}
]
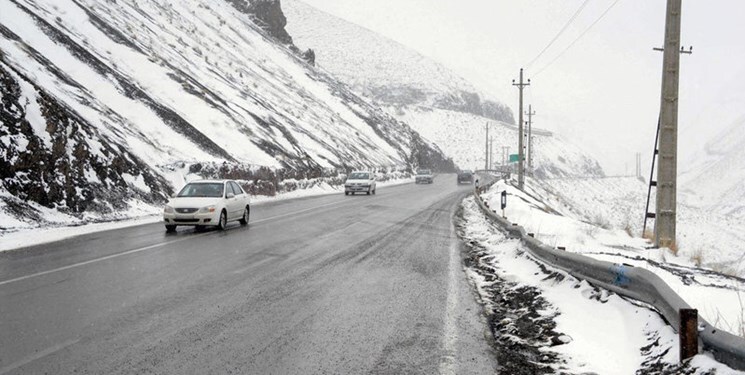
[
  {"left": 177, "top": 183, "right": 224, "bottom": 198},
  {"left": 349, "top": 173, "right": 369, "bottom": 180},
  {"left": 417, "top": 170, "right": 431, "bottom": 175}
]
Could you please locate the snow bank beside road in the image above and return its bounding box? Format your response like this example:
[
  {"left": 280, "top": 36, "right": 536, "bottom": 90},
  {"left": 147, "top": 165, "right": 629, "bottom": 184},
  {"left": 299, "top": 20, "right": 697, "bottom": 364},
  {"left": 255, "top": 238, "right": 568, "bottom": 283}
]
[
  {"left": 482, "top": 178, "right": 745, "bottom": 342},
  {"left": 458, "top": 197, "right": 692, "bottom": 374}
]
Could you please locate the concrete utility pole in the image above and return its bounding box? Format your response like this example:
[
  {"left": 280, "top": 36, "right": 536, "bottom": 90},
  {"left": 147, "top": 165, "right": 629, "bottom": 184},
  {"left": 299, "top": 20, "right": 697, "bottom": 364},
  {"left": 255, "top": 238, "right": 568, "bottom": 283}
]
[
  {"left": 489, "top": 137, "right": 494, "bottom": 170},
  {"left": 636, "top": 152, "right": 642, "bottom": 178},
  {"left": 501, "top": 146, "right": 509, "bottom": 167},
  {"left": 485, "top": 122, "right": 489, "bottom": 170},
  {"left": 654, "top": 0, "right": 685, "bottom": 248},
  {"left": 512, "top": 68, "right": 530, "bottom": 189},
  {"left": 525, "top": 105, "right": 536, "bottom": 173}
]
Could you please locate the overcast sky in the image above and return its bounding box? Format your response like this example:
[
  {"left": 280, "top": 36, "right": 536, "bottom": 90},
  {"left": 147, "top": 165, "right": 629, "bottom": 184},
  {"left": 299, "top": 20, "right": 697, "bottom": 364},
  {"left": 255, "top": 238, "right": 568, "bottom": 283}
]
[{"left": 299, "top": 0, "right": 745, "bottom": 175}]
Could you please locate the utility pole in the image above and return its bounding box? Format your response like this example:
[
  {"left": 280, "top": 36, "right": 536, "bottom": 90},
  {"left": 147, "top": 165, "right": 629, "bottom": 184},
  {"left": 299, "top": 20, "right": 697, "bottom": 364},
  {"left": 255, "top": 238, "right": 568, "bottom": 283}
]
[
  {"left": 489, "top": 137, "right": 494, "bottom": 170},
  {"left": 636, "top": 152, "right": 642, "bottom": 178},
  {"left": 512, "top": 68, "right": 530, "bottom": 189},
  {"left": 654, "top": 0, "right": 688, "bottom": 249},
  {"left": 525, "top": 105, "right": 536, "bottom": 173},
  {"left": 484, "top": 122, "right": 489, "bottom": 170}
]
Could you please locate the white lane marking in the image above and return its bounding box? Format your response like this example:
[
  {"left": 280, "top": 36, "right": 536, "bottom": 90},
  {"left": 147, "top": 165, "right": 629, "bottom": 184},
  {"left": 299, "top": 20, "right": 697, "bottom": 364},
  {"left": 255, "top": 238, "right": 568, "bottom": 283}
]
[
  {"left": 0, "top": 199, "right": 351, "bottom": 287},
  {"left": 439, "top": 227, "right": 460, "bottom": 375},
  {"left": 0, "top": 234, "right": 208, "bottom": 287},
  {"left": 0, "top": 338, "right": 79, "bottom": 375}
]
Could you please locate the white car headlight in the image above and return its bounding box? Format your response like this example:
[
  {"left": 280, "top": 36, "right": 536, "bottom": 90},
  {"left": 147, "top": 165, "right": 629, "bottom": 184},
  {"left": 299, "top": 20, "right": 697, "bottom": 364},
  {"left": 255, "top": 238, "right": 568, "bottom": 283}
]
[
  {"left": 164, "top": 205, "right": 174, "bottom": 214},
  {"left": 199, "top": 205, "right": 216, "bottom": 213}
]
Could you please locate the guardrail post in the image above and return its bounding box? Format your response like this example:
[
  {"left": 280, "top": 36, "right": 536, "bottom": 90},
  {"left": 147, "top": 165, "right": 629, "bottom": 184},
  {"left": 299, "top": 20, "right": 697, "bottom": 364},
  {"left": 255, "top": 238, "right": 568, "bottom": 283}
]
[{"left": 679, "top": 308, "right": 698, "bottom": 362}]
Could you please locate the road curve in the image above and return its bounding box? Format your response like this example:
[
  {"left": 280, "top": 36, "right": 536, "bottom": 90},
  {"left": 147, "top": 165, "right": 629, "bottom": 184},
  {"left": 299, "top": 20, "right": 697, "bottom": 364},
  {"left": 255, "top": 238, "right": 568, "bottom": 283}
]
[{"left": 0, "top": 175, "right": 496, "bottom": 374}]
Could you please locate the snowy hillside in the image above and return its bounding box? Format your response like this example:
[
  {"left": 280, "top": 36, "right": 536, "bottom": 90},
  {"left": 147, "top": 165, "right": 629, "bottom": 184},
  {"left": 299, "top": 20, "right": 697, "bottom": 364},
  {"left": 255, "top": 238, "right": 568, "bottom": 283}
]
[
  {"left": 395, "top": 108, "right": 603, "bottom": 178},
  {"left": 524, "top": 175, "right": 745, "bottom": 277},
  {"left": 0, "top": 0, "right": 454, "bottom": 229},
  {"left": 680, "top": 116, "right": 745, "bottom": 219},
  {"left": 283, "top": 0, "right": 514, "bottom": 124},
  {"left": 284, "top": 1, "right": 603, "bottom": 179}
]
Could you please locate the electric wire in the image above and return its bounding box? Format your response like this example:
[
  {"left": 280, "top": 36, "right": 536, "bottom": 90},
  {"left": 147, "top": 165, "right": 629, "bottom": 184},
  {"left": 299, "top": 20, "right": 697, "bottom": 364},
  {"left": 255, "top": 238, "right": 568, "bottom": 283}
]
[
  {"left": 524, "top": 0, "right": 592, "bottom": 70},
  {"left": 532, "top": 0, "right": 624, "bottom": 78}
]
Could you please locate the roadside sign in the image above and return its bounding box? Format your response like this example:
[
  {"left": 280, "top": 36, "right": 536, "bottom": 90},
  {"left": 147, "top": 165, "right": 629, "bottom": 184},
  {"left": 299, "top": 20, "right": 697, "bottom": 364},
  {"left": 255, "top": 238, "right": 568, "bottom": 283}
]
[{"left": 509, "top": 154, "right": 519, "bottom": 163}]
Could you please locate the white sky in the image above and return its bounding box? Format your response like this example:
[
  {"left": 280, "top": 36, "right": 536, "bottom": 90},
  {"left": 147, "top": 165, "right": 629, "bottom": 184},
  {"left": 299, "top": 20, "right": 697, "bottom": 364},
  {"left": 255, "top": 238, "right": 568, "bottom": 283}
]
[{"left": 298, "top": 0, "right": 745, "bottom": 175}]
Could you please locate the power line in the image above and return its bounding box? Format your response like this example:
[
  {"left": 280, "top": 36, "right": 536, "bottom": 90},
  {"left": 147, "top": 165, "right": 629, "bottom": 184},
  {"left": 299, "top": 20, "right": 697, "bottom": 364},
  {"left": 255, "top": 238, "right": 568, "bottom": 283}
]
[
  {"left": 532, "top": 0, "right": 624, "bottom": 78},
  {"left": 525, "top": 0, "right": 591, "bottom": 69}
]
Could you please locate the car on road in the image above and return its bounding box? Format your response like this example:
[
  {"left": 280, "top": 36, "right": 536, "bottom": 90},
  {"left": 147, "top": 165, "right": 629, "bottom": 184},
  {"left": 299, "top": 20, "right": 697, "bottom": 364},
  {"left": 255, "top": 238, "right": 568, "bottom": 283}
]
[
  {"left": 415, "top": 169, "right": 434, "bottom": 184},
  {"left": 163, "top": 179, "right": 250, "bottom": 232},
  {"left": 345, "top": 171, "right": 376, "bottom": 195},
  {"left": 457, "top": 170, "right": 474, "bottom": 184}
]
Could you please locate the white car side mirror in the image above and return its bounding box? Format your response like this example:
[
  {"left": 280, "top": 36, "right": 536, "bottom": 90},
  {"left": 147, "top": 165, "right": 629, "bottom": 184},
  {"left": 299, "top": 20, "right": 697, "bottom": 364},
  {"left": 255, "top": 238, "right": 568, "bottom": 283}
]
[{"left": 227, "top": 192, "right": 235, "bottom": 199}]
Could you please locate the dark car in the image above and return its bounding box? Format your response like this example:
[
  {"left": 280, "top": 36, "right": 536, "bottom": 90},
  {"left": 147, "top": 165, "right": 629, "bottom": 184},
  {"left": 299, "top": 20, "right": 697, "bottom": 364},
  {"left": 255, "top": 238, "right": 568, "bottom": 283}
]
[
  {"left": 457, "top": 170, "right": 474, "bottom": 184},
  {"left": 415, "top": 169, "right": 434, "bottom": 184}
]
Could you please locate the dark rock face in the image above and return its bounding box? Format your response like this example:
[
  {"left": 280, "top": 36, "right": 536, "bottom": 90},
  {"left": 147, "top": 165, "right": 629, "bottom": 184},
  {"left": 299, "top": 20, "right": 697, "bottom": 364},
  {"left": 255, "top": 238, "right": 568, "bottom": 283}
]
[
  {"left": 0, "top": 62, "right": 172, "bottom": 219},
  {"left": 408, "top": 133, "right": 457, "bottom": 173},
  {"left": 225, "top": 0, "right": 293, "bottom": 44},
  {"left": 433, "top": 91, "right": 515, "bottom": 125},
  {"left": 481, "top": 100, "right": 515, "bottom": 125},
  {"left": 301, "top": 48, "right": 315, "bottom": 66},
  {"left": 365, "top": 85, "right": 515, "bottom": 125}
]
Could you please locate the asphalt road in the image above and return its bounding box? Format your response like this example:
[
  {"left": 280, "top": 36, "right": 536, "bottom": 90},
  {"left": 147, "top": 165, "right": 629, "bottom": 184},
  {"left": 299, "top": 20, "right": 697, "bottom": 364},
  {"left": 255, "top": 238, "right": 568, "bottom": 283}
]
[{"left": 0, "top": 175, "right": 496, "bottom": 374}]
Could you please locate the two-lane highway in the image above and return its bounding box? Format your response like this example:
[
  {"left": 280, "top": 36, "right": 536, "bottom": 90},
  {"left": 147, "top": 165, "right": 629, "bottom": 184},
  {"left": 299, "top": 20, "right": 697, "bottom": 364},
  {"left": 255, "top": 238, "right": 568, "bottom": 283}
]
[{"left": 0, "top": 175, "right": 496, "bottom": 374}]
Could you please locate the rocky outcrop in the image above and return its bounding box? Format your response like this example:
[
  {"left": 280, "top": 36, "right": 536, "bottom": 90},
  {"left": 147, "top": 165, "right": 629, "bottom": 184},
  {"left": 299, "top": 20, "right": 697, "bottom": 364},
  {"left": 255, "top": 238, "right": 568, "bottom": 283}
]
[
  {"left": 225, "top": 0, "right": 293, "bottom": 44},
  {"left": 433, "top": 91, "right": 515, "bottom": 125},
  {"left": 0, "top": 61, "right": 171, "bottom": 219}
]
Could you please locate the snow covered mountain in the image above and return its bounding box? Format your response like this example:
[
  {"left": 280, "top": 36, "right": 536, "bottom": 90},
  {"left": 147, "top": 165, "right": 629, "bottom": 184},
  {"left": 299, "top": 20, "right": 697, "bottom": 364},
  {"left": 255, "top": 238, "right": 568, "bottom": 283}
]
[
  {"left": 0, "top": 0, "right": 454, "bottom": 228},
  {"left": 284, "top": 0, "right": 603, "bottom": 178},
  {"left": 282, "top": 0, "right": 514, "bottom": 125},
  {"left": 680, "top": 116, "right": 745, "bottom": 219}
]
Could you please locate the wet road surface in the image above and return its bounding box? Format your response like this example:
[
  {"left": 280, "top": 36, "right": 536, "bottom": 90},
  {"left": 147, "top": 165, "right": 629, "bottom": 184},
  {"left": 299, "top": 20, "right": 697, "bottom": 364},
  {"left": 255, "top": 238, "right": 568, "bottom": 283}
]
[{"left": 0, "top": 175, "right": 496, "bottom": 374}]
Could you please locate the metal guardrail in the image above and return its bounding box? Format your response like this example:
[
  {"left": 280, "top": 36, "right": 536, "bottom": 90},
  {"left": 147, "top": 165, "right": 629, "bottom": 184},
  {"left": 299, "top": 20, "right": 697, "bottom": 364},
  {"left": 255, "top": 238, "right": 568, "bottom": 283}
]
[{"left": 472, "top": 182, "right": 745, "bottom": 371}]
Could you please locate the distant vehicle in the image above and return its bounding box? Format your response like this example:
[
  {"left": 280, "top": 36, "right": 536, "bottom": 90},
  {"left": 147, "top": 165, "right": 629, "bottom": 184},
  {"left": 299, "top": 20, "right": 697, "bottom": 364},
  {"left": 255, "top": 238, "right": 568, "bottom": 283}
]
[
  {"left": 345, "top": 171, "right": 376, "bottom": 195},
  {"left": 415, "top": 169, "right": 434, "bottom": 184},
  {"left": 457, "top": 170, "right": 474, "bottom": 184},
  {"left": 163, "top": 179, "right": 250, "bottom": 232}
]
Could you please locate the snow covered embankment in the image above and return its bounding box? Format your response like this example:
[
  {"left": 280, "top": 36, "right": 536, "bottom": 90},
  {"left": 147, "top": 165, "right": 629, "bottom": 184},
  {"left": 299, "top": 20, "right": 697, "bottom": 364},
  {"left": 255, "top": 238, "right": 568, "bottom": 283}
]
[
  {"left": 456, "top": 197, "right": 734, "bottom": 374},
  {"left": 472, "top": 178, "right": 745, "bottom": 372}
]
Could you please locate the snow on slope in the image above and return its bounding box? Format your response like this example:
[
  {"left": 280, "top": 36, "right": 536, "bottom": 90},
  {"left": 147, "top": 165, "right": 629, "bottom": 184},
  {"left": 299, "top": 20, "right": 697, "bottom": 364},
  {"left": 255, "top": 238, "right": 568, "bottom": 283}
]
[
  {"left": 481, "top": 178, "right": 745, "bottom": 339},
  {"left": 283, "top": 0, "right": 603, "bottom": 178},
  {"left": 283, "top": 0, "right": 514, "bottom": 124},
  {"left": 680, "top": 116, "right": 745, "bottom": 219},
  {"left": 526, "top": 175, "right": 745, "bottom": 276},
  {"left": 395, "top": 108, "right": 603, "bottom": 178},
  {"left": 0, "top": 0, "right": 403, "bottom": 169},
  {"left": 0, "top": 0, "right": 455, "bottom": 229}
]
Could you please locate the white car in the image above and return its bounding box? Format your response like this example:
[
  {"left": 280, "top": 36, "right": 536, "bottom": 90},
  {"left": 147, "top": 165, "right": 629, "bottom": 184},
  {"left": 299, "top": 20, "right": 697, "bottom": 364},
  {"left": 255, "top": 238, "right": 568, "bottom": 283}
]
[
  {"left": 163, "top": 179, "right": 250, "bottom": 232},
  {"left": 344, "top": 171, "right": 377, "bottom": 195}
]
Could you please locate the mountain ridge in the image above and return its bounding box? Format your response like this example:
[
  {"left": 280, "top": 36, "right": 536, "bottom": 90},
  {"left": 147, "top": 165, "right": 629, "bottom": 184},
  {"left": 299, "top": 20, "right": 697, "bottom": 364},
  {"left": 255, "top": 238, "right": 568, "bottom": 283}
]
[
  {"left": 283, "top": 0, "right": 515, "bottom": 125},
  {"left": 0, "top": 0, "right": 454, "bottom": 228}
]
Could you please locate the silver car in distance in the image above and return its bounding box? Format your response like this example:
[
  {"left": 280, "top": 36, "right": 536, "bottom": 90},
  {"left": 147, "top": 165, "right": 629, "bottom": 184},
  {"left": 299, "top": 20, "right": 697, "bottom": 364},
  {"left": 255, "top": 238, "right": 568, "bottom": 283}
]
[
  {"left": 163, "top": 179, "right": 250, "bottom": 232},
  {"left": 344, "top": 171, "right": 377, "bottom": 195}
]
